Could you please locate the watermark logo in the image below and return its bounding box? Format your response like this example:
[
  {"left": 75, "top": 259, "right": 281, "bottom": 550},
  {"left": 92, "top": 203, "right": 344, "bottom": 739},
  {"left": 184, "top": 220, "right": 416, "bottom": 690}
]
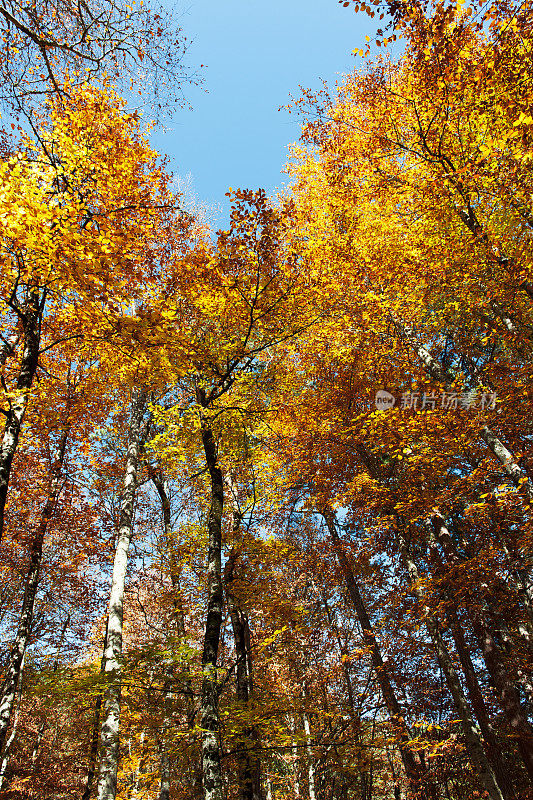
[
  {"left": 375, "top": 390, "right": 396, "bottom": 410},
  {"left": 375, "top": 388, "right": 497, "bottom": 411}
]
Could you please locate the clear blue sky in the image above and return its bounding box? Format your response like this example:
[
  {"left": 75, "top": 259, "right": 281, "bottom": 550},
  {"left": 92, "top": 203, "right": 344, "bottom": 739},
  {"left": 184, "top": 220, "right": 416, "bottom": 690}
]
[{"left": 151, "top": 0, "right": 379, "bottom": 226}]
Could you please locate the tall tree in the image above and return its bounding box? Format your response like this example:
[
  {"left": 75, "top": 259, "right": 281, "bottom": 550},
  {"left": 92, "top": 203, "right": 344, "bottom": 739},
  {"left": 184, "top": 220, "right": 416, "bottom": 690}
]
[{"left": 96, "top": 388, "right": 148, "bottom": 800}]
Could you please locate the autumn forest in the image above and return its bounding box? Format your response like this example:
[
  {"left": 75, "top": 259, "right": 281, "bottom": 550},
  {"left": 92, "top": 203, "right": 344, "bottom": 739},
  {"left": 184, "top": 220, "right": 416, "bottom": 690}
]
[{"left": 0, "top": 0, "right": 532, "bottom": 799}]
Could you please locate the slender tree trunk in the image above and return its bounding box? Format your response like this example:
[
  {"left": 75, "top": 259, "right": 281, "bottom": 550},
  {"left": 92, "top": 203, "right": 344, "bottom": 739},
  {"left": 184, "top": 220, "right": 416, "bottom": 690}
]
[
  {"left": 153, "top": 667, "right": 173, "bottom": 798},
  {"left": 322, "top": 592, "right": 356, "bottom": 712},
  {"left": 302, "top": 710, "right": 316, "bottom": 800},
  {"left": 0, "top": 652, "right": 24, "bottom": 790},
  {"left": 428, "top": 528, "right": 514, "bottom": 789},
  {"left": 224, "top": 473, "right": 262, "bottom": 800},
  {"left": 225, "top": 547, "right": 262, "bottom": 800},
  {"left": 28, "top": 613, "right": 70, "bottom": 776},
  {"left": 0, "top": 289, "right": 43, "bottom": 541},
  {"left": 398, "top": 532, "right": 505, "bottom": 800},
  {"left": 322, "top": 592, "right": 360, "bottom": 733},
  {"left": 151, "top": 471, "right": 180, "bottom": 608},
  {"left": 0, "top": 420, "right": 68, "bottom": 754},
  {"left": 199, "top": 417, "right": 225, "bottom": 800},
  {"left": 448, "top": 611, "right": 514, "bottom": 799},
  {"left": 31, "top": 719, "right": 46, "bottom": 772},
  {"left": 475, "top": 615, "right": 533, "bottom": 785},
  {"left": 432, "top": 514, "right": 533, "bottom": 787},
  {"left": 321, "top": 509, "right": 437, "bottom": 800},
  {"left": 243, "top": 614, "right": 262, "bottom": 800},
  {"left": 152, "top": 470, "right": 202, "bottom": 796},
  {"left": 83, "top": 620, "right": 109, "bottom": 800},
  {"left": 96, "top": 389, "right": 147, "bottom": 800},
  {"left": 152, "top": 471, "right": 175, "bottom": 800},
  {"left": 386, "top": 746, "right": 402, "bottom": 800},
  {"left": 158, "top": 734, "right": 171, "bottom": 800},
  {"left": 0, "top": 711, "right": 18, "bottom": 789},
  {"left": 288, "top": 714, "right": 301, "bottom": 800},
  {"left": 130, "top": 729, "right": 146, "bottom": 797},
  {"left": 228, "top": 596, "right": 254, "bottom": 800}
]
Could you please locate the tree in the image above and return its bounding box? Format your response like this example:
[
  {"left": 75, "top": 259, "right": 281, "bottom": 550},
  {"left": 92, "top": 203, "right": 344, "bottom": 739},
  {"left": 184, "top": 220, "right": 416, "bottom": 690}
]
[{"left": 0, "top": 0, "right": 192, "bottom": 114}]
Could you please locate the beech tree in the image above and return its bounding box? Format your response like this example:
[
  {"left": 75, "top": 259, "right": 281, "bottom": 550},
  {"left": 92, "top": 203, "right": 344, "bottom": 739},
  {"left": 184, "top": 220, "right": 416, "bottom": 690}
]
[{"left": 0, "top": 0, "right": 191, "bottom": 114}]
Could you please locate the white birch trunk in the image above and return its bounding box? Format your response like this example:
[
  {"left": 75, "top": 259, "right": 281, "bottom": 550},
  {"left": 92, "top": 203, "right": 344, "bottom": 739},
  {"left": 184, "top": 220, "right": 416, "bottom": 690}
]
[
  {"left": 96, "top": 390, "right": 147, "bottom": 800},
  {"left": 0, "top": 332, "right": 20, "bottom": 368},
  {"left": 0, "top": 652, "right": 24, "bottom": 789},
  {"left": 479, "top": 426, "right": 533, "bottom": 501},
  {"left": 302, "top": 712, "right": 316, "bottom": 800},
  {"left": 0, "top": 708, "right": 19, "bottom": 790}
]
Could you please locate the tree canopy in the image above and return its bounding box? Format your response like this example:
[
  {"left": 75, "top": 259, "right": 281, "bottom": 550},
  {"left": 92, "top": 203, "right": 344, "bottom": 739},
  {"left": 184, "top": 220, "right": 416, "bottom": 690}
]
[{"left": 0, "top": 1, "right": 532, "bottom": 799}]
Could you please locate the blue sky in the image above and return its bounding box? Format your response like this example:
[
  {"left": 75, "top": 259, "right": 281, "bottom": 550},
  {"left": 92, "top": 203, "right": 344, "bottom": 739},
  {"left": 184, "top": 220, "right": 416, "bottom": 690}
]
[{"left": 152, "top": 0, "right": 378, "bottom": 226}]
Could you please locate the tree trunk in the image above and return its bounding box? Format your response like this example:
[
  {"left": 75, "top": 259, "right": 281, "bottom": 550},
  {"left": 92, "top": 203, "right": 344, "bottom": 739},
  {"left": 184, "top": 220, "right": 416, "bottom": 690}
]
[
  {"left": 225, "top": 547, "right": 262, "bottom": 800},
  {"left": 158, "top": 735, "right": 171, "bottom": 800},
  {"left": 152, "top": 470, "right": 201, "bottom": 796},
  {"left": 0, "top": 652, "right": 24, "bottom": 790},
  {"left": 0, "top": 289, "right": 43, "bottom": 541},
  {"left": 224, "top": 472, "right": 262, "bottom": 800},
  {"left": 29, "top": 613, "right": 70, "bottom": 776},
  {"left": 0, "top": 420, "right": 68, "bottom": 754},
  {"left": 96, "top": 389, "right": 147, "bottom": 800},
  {"left": 321, "top": 509, "right": 436, "bottom": 800},
  {"left": 0, "top": 331, "right": 20, "bottom": 369},
  {"left": 302, "top": 711, "right": 316, "bottom": 800},
  {"left": 199, "top": 418, "right": 225, "bottom": 800},
  {"left": 229, "top": 596, "right": 254, "bottom": 800},
  {"left": 432, "top": 514, "right": 533, "bottom": 788},
  {"left": 82, "top": 620, "right": 109, "bottom": 800},
  {"left": 479, "top": 426, "right": 533, "bottom": 503},
  {"left": 398, "top": 532, "right": 505, "bottom": 800},
  {"left": 30, "top": 719, "right": 46, "bottom": 773},
  {"left": 151, "top": 472, "right": 180, "bottom": 607},
  {"left": 152, "top": 471, "right": 176, "bottom": 800},
  {"left": 475, "top": 615, "right": 533, "bottom": 786},
  {"left": 322, "top": 592, "right": 360, "bottom": 731},
  {"left": 448, "top": 611, "right": 514, "bottom": 799},
  {"left": 288, "top": 714, "right": 301, "bottom": 800}
]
